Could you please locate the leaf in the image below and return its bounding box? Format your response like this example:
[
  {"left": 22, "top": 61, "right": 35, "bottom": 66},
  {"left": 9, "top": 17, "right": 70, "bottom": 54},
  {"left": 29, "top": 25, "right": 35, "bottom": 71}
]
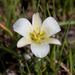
[{"left": 69, "top": 46, "right": 73, "bottom": 75}]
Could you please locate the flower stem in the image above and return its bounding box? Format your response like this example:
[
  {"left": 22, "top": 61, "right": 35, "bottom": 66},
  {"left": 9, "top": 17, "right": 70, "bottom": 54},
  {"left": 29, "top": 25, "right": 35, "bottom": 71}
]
[{"left": 36, "top": 57, "right": 40, "bottom": 75}]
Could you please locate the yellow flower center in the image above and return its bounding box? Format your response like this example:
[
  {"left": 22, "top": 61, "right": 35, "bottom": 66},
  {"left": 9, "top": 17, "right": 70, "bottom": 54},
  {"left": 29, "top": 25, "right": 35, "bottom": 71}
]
[{"left": 30, "top": 30, "right": 45, "bottom": 44}]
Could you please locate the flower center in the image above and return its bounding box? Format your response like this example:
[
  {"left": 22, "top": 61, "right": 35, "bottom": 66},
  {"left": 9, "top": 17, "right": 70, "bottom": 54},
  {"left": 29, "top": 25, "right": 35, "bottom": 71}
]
[{"left": 30, "top": 30, "right": 45, "bottom": 44}]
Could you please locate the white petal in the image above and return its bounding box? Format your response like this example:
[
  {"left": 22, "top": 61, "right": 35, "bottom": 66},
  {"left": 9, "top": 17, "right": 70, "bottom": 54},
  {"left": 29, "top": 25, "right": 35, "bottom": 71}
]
[
  {"left": 30, "top": 44, "right": 50, "bottom": 58},
  {"left": 17, "top": 37, "right": 32, "bottom": 48},
  {"left": 13, "top": 18, "right": 33, "bottom": 38},
  {"left": 43, "top": 38, "right": 61, "bottom": 45},
  {"left": 41, "top": 17, "right": 61, "bottom": 37},
  {"left": 32, "top": 13, "right": 42, "bottom": 31}
]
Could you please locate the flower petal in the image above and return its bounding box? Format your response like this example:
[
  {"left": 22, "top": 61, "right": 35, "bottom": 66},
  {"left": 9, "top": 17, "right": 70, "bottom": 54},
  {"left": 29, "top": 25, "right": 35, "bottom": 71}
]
[
  {"left": 30, "top": 44, "right": 50, "bottom": 58},
  {"left": 43, "top": 38, "right": 61, "bottom": 45},
  {"left": 17, "top": 37, "right": 32, "bottom": 48},
  {"left": 41, "top": 17, "right": 61, "bottom": 37},
  {"left": 13, "top": 18, "right": 33, "bottom": 38},
  {"left": 32, "top": 13, "right": 42, "bottom": 31}
]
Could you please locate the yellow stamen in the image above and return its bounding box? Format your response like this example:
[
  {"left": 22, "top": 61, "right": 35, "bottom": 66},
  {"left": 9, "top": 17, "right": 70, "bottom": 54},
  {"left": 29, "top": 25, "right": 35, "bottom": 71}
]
[
  {"left": 40, "top": 31, "right": 43, "bottom": 35},
  {"left": 32, "top": 32, "right": 35, "bottom": 35},
  {"left": 30, "top": 30, "right": 45, "bottom": 44}
]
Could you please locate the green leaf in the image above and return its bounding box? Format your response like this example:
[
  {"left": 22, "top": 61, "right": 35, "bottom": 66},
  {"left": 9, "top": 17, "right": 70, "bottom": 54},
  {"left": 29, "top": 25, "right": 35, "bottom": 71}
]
[
  {"left": 69, "top": 46, "right": 73, "bottom": 75},
  {"left": 50, "top": 60, "right": 55, "bottom": 71}
]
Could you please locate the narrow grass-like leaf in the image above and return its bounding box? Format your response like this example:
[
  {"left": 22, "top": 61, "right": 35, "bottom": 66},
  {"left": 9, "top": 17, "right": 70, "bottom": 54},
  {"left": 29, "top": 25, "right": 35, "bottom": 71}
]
[
  {"left": 23, "top": 7, "right": 26, "bottom": 18},
  {"left": 59, "top": 21, "right": 75, "bottom": 26},
  {"left": 0, "top": 59, "right": 6, "bottom": 73},
  {"left": 39, "top": 4, "right": 46, "bottom": 18},
  {"left": 69, "top": 46, "right": 73, "bottom": 75},
  {"left": 53, "top": 0, "right": 55, "bottom": 18},
  {"left": 47, "top": 3, "right": 51, "bottom": 16},
  {"left": 59, "top": 18, "right": 72, "bottom": 60},
  {"left": 36, "top": 0, "right": 40, "bottom": 12}
]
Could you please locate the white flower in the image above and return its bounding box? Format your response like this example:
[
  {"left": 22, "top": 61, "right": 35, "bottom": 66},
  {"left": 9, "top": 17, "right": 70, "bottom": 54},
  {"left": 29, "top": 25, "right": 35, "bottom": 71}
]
[{"left": 13, "top": 12, "right": 61, "bottom": 58}]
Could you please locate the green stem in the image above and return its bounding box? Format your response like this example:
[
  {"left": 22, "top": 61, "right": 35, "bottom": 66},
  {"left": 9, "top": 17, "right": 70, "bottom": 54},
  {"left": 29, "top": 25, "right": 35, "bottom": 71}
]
[
  {"left": 59, "top": 21, "right": 75, "bottom": 26},
  {"left": 59, "top": 21, "right": 71, "bottom": 60},
  {"left": 47, "top": 3, "right": 51, "bottom": 16},
  {"left": 39, "top": 4, "right": 46, "bottom": 18},
  {"left": 25, "top": 62, "right": 30, "bottom": 73},
  {"left": 36, "top": 0, "right": 40, "bottom": 12},
  {"left": 36, "top": 57, "right": 40, "bottom": 75},
  {"left": 53, "top": 0, "right": 55, "bottom": 18},
  {"left": 69, "top": 46, "right": 73, "bottom": 75}
]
